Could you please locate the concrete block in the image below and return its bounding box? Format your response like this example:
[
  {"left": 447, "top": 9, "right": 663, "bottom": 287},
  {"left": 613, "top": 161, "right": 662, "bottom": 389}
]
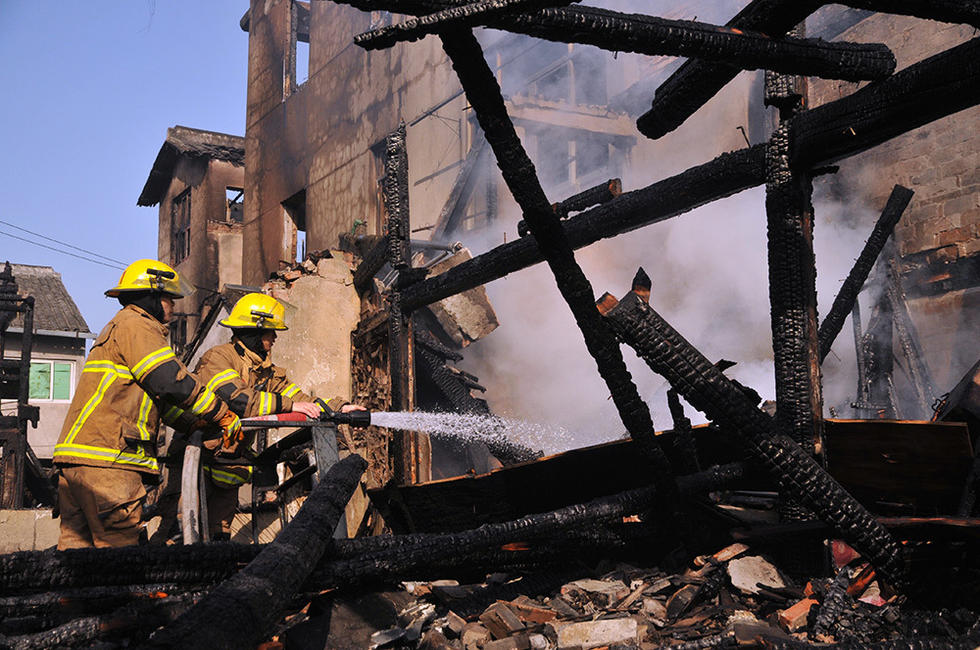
[
  {"left": 425, "top": 248, "right": 499, "bottom": 347},
  {"left": 553, "top": 617, "right": 638, "bottom": 649},
  {"left": 727, "top": 556, "right": 786, "bottom": 595},
  {"left": 0, "top": 509, "right": 58, "bottom": 552}
]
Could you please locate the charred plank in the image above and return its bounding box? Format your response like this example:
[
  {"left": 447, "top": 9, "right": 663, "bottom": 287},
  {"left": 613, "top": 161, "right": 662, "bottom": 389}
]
[
  {"left": 518, "top": 178, "right": 621, "bottom": 238},
  {"left": 602, "top": 289, "right": 907, "bottom": 586},
  {"left": 818, "top": 185, "right": 913, "bottom": 361},
  {"left": 439, "top": 28, "right": 676, "bottom": 492},
  {"left": 145, "top": 454, "right": 367, "bottom": 649},
  {"left": 353, "top": 235, "right": 389, "bottom": 294},
  {"left": 356, "top": 4, "right": 895, "bottom": 85}
]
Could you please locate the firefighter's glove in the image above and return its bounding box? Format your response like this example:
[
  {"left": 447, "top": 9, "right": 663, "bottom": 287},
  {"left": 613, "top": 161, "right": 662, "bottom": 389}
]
[{"left": 218, "top": 411, "right": 243, "bottom": 449}]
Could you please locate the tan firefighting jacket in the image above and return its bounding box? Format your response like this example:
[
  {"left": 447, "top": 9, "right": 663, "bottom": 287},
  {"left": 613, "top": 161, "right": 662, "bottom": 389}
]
[
  {"left": 194, "top": 339, "right": 346, "bottom": 487},
  {"left": 54, "top": 305, "right": 230, "bottom": 475}
]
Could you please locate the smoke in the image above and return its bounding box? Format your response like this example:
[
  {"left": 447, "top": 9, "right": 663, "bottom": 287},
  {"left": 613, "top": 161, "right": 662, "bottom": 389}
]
[{"left": 449, "top": 1, "right": 934, "bottom": 451}]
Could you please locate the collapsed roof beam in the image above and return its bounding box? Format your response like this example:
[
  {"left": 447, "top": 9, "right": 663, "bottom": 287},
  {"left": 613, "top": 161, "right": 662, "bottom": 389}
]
[
  {"left": 354, "top": 2, "right": 895, "bottom": 84},
  {"left": 401, "top": 36, "right": 980, "bottom": 311},
  {"left": 599, "top": 286, "right": 908, "bottom": 587},
  {"left": 638, "top": 0, "right": 980, "bottom": 139},
  {"left": 438, "top": 29, "right": 677, "bottom": 490}
]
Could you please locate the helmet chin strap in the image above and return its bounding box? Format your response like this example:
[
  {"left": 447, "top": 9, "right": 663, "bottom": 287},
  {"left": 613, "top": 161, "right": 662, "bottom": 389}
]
[{"left": 119, "top": 291, "right": 166, "bottom": 324}]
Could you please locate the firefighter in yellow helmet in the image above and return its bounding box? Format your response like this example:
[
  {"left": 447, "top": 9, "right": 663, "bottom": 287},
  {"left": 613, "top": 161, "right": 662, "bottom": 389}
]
[
  {"left": 194, "top": 292, "right": 364, "bottom": 539},
  {"left": 53, "top": 260, "right": 242, "bottom": 549}
]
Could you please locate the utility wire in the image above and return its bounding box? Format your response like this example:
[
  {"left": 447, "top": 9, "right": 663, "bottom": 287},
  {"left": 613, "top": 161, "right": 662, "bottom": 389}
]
[
  {"left": 0, "top": 230, "right": 125, "bottom": 270},
  {"left": 0, "top": 219, "right": 127, "bottom": 265}
]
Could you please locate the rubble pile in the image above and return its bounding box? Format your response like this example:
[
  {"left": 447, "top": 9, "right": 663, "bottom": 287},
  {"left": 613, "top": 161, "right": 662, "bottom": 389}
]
[{"left": 268, "top": 542, "right": 980, "bottom": 649}]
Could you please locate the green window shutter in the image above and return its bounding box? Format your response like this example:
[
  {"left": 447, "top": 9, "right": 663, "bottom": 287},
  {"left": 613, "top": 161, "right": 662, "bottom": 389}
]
[
  {"left": 53, "top": 362, "right": 72, "bottom": 400},
  {"left": 29, "top": 362, "right": 51, "bottom": 400}
]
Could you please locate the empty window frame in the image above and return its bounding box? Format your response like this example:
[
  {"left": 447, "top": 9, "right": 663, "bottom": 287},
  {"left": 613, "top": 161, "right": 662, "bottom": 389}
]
[
  {"left": 172, "top": 188, "right": 191, "bottom": 265},
  {"left": 226, "top": 187, "right": 244, "bottom": 223},
  {"left": 282, "top": 189, "right": 307, "bottom": 263},
  {"left": 29, "top": 360, "right": 73, "bottom": 401},
  {"left": 285, "top": 1, "right": 312, "bottom": 97}
]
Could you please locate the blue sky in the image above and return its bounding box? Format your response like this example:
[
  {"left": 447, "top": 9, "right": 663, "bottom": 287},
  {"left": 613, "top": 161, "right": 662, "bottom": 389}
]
[{"left": 0, "top": 1, "right": 248, "bottom": 333}]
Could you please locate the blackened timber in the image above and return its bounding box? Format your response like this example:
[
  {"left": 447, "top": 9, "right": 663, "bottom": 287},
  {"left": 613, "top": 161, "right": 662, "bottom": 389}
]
[
  {"left": 433, "top": 137, "right": 487, "bottom": 240},
  {"left": 402, "top": 145, "right": 767, "bottom": 311},
  {"left": 439, "top": 29, "right": 676, "bottom": 492},
  {"left": 818, "top": 185, "right": 913, "bottom": 361},
  {"left": 518, "top": 178, "right": 621, "bottom": 238},
  {"left": 636, "top": 0, "right": 821, "bottom": 139},
  {"left": 886, "top": 255, "right": 937, "bottom": 417},
  {"left": 765, "top": 59, "right": 823, "bottom": 456},
  {"left": 791, "top": 36, "right": 980, "bottom": 168},
  {"left": 403, "top": 38, "right": 980, "bottom": 311},
  {"left": 382, "top": 123, "right": 419, "bottom": 485},
  {"left": 356, "top": 0, "right": 579, "bottom": 50},
  {"left": 353, "top": 235, "right": 389, "bottom": 294},
  {"left": 602, "top": 290, "right": 907, "bottom": 586},
  {"left": 145, "top": 455, "right": 367, "bottom": 650},
  {"left": 356, "top": 4, "right": 895, "bottom": 85}
]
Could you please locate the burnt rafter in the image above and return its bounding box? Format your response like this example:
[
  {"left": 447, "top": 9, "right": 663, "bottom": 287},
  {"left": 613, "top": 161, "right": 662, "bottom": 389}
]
[
  {"left": 437, "top": 29, "right": 677, "bottom": 489},
  {"left": 600, "top": 288, "right": 908, "bottom": 587},
  {"left": 355, "top": 3, "right": 895, "bottom": 83},
  {"left": 637, "top": 0, "right": 980, "bottom": 140},
  {"left": 517, "top": 178, "right": 621, "bottom": 238},
  {"left": 817, "top": 185, "right": 913, "bottom": 361},
  {"left": 402, "top": 36, "right": 980, "bottom": 311}
]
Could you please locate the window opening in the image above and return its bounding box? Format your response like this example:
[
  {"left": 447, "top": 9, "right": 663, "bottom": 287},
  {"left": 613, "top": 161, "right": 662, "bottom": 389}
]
[
  {"left": 282, "top": 189, "right": 307, "bottom": 263},
  {"left": 172, "top": 188, "right": 191, "bottom": 265},
  {"left": 29, "top": 361, "right": 72, "bottom": 401},
  {"left": 286, "top": 1, "right": 311, "bottom": 97},
  {"left": 226, "top": 187, "right": 244, "bottom": 223}
]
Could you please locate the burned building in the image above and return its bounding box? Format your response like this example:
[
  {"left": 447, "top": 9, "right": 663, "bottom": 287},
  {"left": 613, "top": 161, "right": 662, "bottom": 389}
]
[{"left": 137, "top": 125, "right": 246, "bottom": 353}]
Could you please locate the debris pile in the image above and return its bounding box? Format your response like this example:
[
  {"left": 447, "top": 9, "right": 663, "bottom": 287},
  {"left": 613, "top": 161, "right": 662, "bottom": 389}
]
[{"left": 265, "top": 543, "right": 980, "bottom": 649}]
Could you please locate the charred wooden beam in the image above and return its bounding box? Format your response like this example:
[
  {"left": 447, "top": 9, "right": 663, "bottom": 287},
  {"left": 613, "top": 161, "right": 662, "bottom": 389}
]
[
  {"left": 636, "top": 0, "right": 821, "bottom": 139},
  {"left": 667, "top": 387, "right": 700, "bottom": 475},
  {"left": 403, "top": 37, "right": 980, "bottom": 311},
  {"left": 601, "top": 289, "right": 907, "bottom": 586},
  {"left": 439, "top": 28, "right": 676, "bottom": 492},
  {"left": 791, "top": 36, "right": 980, "bottom": 167},
  {"left": 356, "top": 0, "right": 579, "bottom": 51},
  {"left": 517, "top": 178, "right": 621, "bottom": 238},
  {"left": 765, "top": 53, "right": 823, "bottom": 456},
  {"left": 433, "top": 136, "right": 487, "bottom": 240},
  {"left": 145, "top": 454, "right": 366, "bottom": 649},
  {"left": 356, "top": 3, "right": 895, "bottom": 85},
  {"left": 403, "top": 144, "right": 766, "bottom": 311},
  {"left": 818, "top": 185, "right": 913, "bottom": 362},
  {"left": 352, "top": 235, "right": 388, "bottom": 294},
  {"left": 383, "top": 123, "right": 423, "bottom": 485},
  {"left": 856, "top": 285, "right": 899, "bottom": 418}
]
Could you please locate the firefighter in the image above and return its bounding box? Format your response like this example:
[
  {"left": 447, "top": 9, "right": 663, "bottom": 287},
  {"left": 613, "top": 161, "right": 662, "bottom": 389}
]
[
  {"left": 194, "top": 292, "right": 364, "bottom": 539},
  {"left": 53, "top": 259, "right": 242, "bottom": 549}
]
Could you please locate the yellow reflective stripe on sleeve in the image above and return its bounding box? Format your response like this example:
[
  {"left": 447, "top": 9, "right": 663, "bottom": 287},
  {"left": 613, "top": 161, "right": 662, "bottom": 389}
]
[
  {"left": 53, "top": 443, "right": 159, "bottom": 471},
  {"left": 205, "top": 368, "right": 240, "bottom": 394},
  {"left": 282, "top": 383, "right": 300, "bottom": 398},
  {"left": 65, "top": 368, "right": 121, "bottom": 445},
  {"left": 190, "top": 387, "right": 217, "bottom": 416},
  {"left": 202, "top": 465, "right": 252, "bottom": 487},
  {"left": 132, "top": 346, "right": 176, "bottom": 380},
  {"left": 136, "top": 393, "right": 154, "bottom": 441},
  {"left": 83, "top": 360, "right": 133, "bottom": 379},
  {"left": 257, "top": 392, "right": 275, "bottom": 416}
]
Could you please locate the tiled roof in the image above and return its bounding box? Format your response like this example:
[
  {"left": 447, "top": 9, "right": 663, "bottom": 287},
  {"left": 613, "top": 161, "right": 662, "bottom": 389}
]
[
  {"left": 137, "top": 125, "right": 245, "bottom": 207},
  {"left": 5, "top": 263, "right": 91, "bottom": 334}
]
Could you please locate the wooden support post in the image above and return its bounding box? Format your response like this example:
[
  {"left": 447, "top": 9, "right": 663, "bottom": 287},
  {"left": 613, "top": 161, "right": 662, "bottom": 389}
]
[
  {"left": 765, "top": 31, "right": 824, "bottom": 460},
  {"left": 383, "top": 122, "right": 429, "bottom": 485}
]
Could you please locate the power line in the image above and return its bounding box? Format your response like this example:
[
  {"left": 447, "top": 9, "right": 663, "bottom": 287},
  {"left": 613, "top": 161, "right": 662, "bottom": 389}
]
[
  {"left": 0, "top": 219, "right": 127, "bottom": 265},
  {"left": 0, "top": 230, "right": 126, "bottom": 270}
]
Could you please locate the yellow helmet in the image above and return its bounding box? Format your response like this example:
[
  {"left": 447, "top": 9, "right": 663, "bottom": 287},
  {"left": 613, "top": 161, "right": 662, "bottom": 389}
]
[
  {"left": 220, "top": 293, "right": 288, "bottom": 330},
  {"left": 105, "top": 259, "right": 190, "bottom": 298}
]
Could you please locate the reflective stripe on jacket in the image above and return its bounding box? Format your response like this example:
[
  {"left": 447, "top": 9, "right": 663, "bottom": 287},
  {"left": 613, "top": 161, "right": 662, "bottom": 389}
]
[
  {"left": 194, "top": 339, "right": 346, "bottom": 487},
  {"left": 54, "top": 305, "right": 230, "bottom": 474}
]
